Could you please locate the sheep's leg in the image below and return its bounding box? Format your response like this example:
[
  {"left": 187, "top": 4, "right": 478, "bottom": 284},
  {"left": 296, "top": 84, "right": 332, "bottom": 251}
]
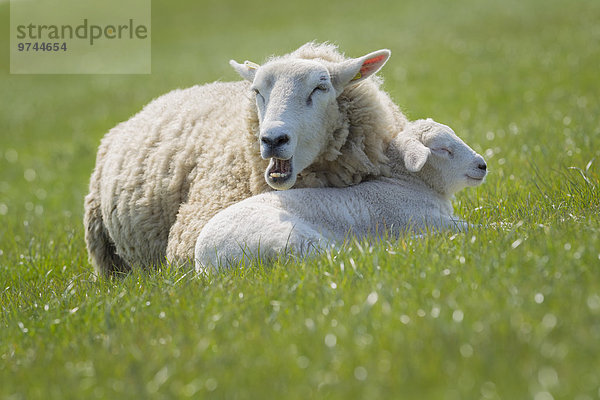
[{"left": 83, "top": 192, "right": 130, "bottom": 277}]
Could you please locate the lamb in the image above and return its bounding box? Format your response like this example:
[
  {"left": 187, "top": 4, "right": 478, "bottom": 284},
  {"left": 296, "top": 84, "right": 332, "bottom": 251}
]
[
  {"left": 194, "top": 118, "right": 487, "bottom": 272},
  {"left": 83, "top": 42, "right": 407, "bottom": 275}
]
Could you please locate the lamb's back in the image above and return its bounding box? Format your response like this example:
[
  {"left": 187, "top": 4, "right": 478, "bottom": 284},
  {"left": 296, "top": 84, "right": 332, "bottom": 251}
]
[
  {"left": 264, "top": 187, "right": 372, "bottom": 239},
  {"left": 278, "top": 178, "right": 454, "bottom": 238}
]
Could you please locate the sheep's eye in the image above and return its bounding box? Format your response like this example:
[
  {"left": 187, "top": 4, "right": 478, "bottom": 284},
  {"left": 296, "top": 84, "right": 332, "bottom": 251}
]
[{"left": 307, "top": 84, "right": 329, "bottom": 106}]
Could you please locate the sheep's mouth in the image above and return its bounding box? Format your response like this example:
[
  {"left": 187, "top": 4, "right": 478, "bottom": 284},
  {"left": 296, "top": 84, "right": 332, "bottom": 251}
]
[
  {"left": 265, "top": 157, "right": 296, "bottom": 190},
  {"left": 268, "top": 158, "right": 292, "bottom": 179}
]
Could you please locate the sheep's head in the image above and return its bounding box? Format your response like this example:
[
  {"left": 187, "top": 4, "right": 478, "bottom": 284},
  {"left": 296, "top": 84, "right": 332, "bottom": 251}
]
[
  {"left": 398, "top": 119, "right": 487, "bottom": 196},
  {"left": 230, "top": 48, "right": 391, "bottom": 190}
]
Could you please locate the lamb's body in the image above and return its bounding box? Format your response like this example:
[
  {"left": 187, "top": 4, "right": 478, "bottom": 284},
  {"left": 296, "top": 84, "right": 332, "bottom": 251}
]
[
  {"left": 195, "top": 119, "right": 487, "bottom": 271},
  {"left": 194, "top": 176, "right": 463, "bottom": 269},
  {"left": 84, "top": 43, "right": 406, "bottom": 274}
]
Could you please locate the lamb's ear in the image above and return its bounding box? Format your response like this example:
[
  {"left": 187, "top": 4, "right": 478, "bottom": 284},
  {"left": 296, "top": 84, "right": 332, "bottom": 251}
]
[
  {"left": 330, "top": 49, "right": 391, "bottom": 93},
  {"left": 403, "top": 139, "right": 431, "bottom": 172},
  {"left": 230, "top": 60, "right": 260, "bottom": 82}
]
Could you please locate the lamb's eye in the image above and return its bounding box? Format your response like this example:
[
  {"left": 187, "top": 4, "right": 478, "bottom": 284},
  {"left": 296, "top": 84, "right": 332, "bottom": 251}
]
[{"left": 433, "top": 147, "right": 453, "bottom": 158}]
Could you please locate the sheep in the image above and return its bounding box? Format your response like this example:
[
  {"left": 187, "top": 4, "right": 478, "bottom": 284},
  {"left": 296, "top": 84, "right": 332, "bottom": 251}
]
[
  {"left": 194, "top": 118, "right": 487, "bottom": 272},
  {"left": 83, "top": 42, "right": 407, "bottom": 275}
]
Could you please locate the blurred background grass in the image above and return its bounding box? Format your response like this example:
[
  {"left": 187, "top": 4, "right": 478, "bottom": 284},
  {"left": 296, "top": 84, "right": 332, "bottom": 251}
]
[
  {"left": 1, "top": 0, "right": 600, "bottom": 398},
  {"left": 1, "top": 0, "right": 598, "bottom": 230}
]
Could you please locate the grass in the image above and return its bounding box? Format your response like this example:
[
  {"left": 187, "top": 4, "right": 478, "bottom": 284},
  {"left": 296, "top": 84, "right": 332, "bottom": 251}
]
[{"left": 1, "top": 0, "right": 600, "bottom": 398}]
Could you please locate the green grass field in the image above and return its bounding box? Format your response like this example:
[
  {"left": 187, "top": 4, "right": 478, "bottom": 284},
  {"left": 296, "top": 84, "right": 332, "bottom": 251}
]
[{"left": 1, "top": 0, "right": 600, "bottom": 398}]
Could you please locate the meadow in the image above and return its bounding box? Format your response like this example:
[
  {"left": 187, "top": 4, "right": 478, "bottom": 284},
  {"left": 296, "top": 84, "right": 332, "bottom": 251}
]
[{"left": 1, "top": 0, "right": 599, "bottom": 398}]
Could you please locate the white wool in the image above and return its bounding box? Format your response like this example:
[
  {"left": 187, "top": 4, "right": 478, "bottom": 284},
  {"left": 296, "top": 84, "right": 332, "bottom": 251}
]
[
  {"left": 195, "top": 119, "right": 487, "bottom": 272},
  {"left": 83, "top": 42, "right": 407, "bottom": 275}
]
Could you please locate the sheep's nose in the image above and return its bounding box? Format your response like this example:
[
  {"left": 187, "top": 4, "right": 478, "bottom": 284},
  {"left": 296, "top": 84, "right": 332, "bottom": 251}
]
[
  {"left": 261, "top": 134, "right": 290, "bottom": 148},
  {"left": 478, "top": 162, "right": 487, "bottom": 171}
]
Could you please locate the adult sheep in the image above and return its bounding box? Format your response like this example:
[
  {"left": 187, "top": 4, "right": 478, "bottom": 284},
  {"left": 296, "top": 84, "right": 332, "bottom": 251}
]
[
  {"left": 84, "top": 42, "right": 407, "bottom": 275},
  {"left": 195, "top": 118, "right": 488, "bottom": 271}
]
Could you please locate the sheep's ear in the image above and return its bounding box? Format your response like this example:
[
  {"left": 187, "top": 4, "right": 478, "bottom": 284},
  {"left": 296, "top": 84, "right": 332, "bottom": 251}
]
[
  {"left": 330, "top": 49, "right": 391, "bottom": 93},
  {"left": 403, "top": 139, "right": 430, "bottom": 172},
  {"left": 230, "top": 60, "right": 259, "bottom": 82}
]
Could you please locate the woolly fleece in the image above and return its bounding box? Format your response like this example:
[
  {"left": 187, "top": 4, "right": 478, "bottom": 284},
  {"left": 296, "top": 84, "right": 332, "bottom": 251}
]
[
  {"left": 84, "top": 42, "right": 406, "bottom": 274},
  {"left": 194, "top": 119, "right": 488, "bottom": 270}
]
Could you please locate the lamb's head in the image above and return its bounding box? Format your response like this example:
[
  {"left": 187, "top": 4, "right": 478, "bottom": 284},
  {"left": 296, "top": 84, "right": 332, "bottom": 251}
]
[
  {"left": 230, "top": 47, "right": 391, "bottom": 190},
  {"left": 396, "top": 119, "right": 487, "bottom": 196}
]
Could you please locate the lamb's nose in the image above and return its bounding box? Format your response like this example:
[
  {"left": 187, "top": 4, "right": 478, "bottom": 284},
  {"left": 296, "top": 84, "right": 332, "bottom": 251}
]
[
  {"left": 261, "top": 134, "right": 290, "bottom": 148},
  {"left": 478, "top": 162, "right": 487, "bottom": 171}
]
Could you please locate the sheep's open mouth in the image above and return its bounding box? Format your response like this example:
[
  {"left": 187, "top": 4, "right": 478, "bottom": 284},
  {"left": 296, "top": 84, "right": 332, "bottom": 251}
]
[
  {"left": 268, "top": 157, "right": 292, "bottom": 180},
  {"left": 265, "top": 157, "right": 296, "bottom": 190}
]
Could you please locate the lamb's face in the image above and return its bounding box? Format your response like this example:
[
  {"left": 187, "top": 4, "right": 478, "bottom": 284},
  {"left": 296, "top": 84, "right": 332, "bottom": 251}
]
[
  {"left": 230, "top": 48, "right": 391, "bottom": 190},
  {"left": 401, "top": 119, "right": 487, "bottom": 196}
]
